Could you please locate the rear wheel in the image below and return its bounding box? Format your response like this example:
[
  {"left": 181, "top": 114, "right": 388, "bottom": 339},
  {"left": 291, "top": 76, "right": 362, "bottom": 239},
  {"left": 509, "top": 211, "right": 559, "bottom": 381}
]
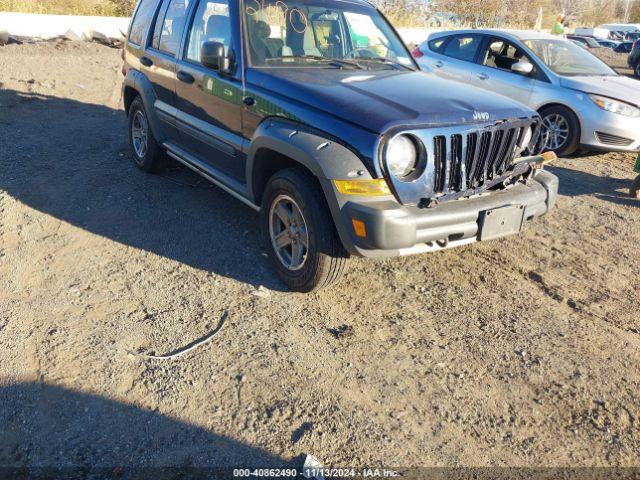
[
  {"left": 539, "top": 105, "right": 580, "bottom": 156},
  {"left": 128, "top": 96, "right": 165, "bottom": 172},
  {"left": 260, "top": 168, "right": 348, "bottom": 292},
  {"left": 635, "top": 63, "right": 640, "bottom": 78}
]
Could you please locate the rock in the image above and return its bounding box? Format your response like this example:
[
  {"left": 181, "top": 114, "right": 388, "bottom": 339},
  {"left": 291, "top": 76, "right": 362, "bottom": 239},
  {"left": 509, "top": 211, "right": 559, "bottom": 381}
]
[{"left": 251, "top": 285, "right": 271, "bottom": 298}]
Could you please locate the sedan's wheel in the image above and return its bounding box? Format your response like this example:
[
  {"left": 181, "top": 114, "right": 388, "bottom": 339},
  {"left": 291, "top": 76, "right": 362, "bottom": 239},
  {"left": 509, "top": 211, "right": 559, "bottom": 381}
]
[
  {"left": 128, "top": 96, "right": 165, "bottom": 172},
  {"left": 261, "top": 168, "right": 348, "bottom": 292},
  {"left": 539, "top": 106, "right": 580, "bottom": 156},
  {"left": 635, "top": 63, "right": 640, "bottom": 78}
]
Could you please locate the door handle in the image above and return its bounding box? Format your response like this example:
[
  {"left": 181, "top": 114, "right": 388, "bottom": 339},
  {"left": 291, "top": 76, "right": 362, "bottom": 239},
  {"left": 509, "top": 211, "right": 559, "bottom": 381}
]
[
  {"left": 140, "top": 56, "right": 153, "bottom": 67},
  {"left": 477, "top": 73, "right": 489, "bottom": 80},
  {"left": 434, "top": 61, "right": 443, "bottom": 68},
  {"left": 177, "top": 71, "right": 195, "bottom": 84}
]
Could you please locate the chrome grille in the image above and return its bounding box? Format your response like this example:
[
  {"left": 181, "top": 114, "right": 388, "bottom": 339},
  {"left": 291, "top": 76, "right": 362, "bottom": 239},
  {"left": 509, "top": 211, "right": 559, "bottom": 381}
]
[{"left": 431, "top": 120, "right": 537, "bottom": 195}]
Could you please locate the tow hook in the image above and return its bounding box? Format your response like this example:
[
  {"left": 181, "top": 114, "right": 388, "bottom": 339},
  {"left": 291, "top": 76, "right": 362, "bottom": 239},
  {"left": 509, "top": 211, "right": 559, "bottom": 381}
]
[{"left": 513, "top": 151, "right": 558, "bottom": 170}]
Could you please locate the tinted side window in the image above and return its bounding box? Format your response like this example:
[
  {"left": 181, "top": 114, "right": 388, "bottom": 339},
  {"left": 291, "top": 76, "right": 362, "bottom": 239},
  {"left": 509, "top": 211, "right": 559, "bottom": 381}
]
[
  {"left": 129, "top": 0, "right": 158, "bottom": 46},
  {"left": 150, "top": 0, "right": 191, "bottom": 55},
  {"left": 442, "top": 35, "right": 482, "bottom": 62},
  {"left": 186, "top": 0, "right": 231, "bottom": 63},
  {"left": 428, "top": 37, "right": 446, "bottom": 52}
]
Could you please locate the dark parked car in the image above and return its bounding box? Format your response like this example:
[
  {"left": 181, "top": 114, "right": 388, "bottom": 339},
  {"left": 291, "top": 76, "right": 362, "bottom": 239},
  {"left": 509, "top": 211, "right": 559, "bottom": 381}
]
[
  {"left": 629, "top": 40, "right": 640, "bottom": 77},
  {"left": 122, "top": 0, "right": 558, "bottom": 291},
  {"left": 615, "top": 41, "right": 634, "bottom": 53},
  {"left": 625, "top": 32, "right": 640, "bottom": 41},
  {"left": 566, "top": 35, "right": 602, "bottom": 48},
  {"left": 597, "top": 39, "right": 620, "bottom": 49}
]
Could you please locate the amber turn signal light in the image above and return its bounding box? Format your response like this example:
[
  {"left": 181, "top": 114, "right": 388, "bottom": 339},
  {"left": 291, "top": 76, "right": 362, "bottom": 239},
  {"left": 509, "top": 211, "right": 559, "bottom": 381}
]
[
  {"left": 333, "top": 179, "right": 391, "bottom": 196},
  {"left": 352, "top": 219, "right": 367, "bottom": 238}
]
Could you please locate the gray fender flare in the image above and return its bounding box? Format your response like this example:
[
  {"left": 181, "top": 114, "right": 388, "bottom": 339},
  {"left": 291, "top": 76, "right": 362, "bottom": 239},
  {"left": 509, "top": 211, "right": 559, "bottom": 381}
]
[
  {"left": 246, "top": 118, "right": 374, "bottom": 255},
  {"left": 123, "top": 69, "right": 166, "bottom": 143}
]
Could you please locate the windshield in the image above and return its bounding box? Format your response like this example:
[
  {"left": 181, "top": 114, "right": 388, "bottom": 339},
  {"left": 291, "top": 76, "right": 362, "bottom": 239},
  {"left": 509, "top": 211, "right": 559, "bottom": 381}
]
[
  {"left": 524, "top": 39, "right": 616, "bottom": 76},
  {"left": 243, "top": 0, "right": 413, "bottom": 69}
]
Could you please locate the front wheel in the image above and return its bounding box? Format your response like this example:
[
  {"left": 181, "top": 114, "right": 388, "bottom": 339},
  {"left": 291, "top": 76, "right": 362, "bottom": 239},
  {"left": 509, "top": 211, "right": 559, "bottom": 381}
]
[
  {"left": 539, "top": 106, "right": 580, "bottom": 157},
  {"left": 260, "top": 168, "right": 348, "bottom": 292},
  {"left": 635, "top": 63, "right": 640, "bottom": 78}
]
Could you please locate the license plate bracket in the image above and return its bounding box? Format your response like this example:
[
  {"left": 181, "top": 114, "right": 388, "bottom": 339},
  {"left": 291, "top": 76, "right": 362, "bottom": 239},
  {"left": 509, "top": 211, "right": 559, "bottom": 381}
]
[{"left": 479, "top": 205, "right": 525, "bottom": 241}]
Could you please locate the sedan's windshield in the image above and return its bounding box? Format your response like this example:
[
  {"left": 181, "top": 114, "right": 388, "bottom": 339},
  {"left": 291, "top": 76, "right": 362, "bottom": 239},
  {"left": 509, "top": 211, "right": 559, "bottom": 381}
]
[
  {"left": 244, "top": 0, "right": 414, "bottom": 69},
  {"left": 524, "top": 39, "right": 617, "bottom": 76}
]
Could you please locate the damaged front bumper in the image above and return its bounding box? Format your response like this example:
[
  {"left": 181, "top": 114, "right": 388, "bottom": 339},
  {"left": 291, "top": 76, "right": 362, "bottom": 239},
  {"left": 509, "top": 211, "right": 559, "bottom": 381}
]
[{"left": 330, "top": 169, "right": 558, "bottom": 258}]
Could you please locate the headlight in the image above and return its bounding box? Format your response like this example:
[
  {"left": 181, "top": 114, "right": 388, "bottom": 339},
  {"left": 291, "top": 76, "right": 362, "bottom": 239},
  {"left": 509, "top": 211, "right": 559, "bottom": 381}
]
[
  {"left": 386, "top": 134, "right": 418, "bottom": 178},
  {"left": 589, "top": 94, "right": 640, "bottom": 117}
]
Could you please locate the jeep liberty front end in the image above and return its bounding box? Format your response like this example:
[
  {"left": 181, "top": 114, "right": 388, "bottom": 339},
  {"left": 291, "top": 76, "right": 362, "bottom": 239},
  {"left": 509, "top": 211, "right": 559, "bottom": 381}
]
[{"left": 122, "top": 0, "right": 559, "bottom": 292}]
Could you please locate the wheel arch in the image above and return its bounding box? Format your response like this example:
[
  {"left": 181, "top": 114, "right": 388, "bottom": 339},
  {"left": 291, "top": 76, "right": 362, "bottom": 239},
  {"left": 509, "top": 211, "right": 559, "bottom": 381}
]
[
  {"left": 122, "top": 69, "right": 165, "bottom": 143},
  {"left": 247, "top": 118, "right": 373, "bottom": 256},
  {"left": 537, "top": 102, "right": 582, "bottom": 131},
  {"left": 246, "top": 118, "right": 374, "bottom": 205}
]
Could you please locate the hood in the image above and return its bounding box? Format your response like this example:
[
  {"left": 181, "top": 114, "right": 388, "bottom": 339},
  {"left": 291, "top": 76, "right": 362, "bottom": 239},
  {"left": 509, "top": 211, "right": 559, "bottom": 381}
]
[
  {"left": 250, "top": 68, "right": 535, "bottom": 133},
  {"left": 560, "top": 75, "right": 640, "bottom": 106}
]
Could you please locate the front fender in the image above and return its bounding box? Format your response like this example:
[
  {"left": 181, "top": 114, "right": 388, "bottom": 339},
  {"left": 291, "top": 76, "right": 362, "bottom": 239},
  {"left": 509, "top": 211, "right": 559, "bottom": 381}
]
[
  {"left": 246, "top": 118, "right": 373, "bottom": 193},
  {"left": 246, "top": 118, "right": 377, "bottom": 255}
]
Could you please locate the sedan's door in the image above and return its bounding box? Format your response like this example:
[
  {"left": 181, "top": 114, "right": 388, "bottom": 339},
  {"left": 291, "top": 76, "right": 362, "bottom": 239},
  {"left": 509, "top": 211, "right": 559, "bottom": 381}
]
[
  {"left": 469, "top": 37, "right": 536, "bottom": 106},
  {"left": 174, "top": 0, "right": 246, "bottom": 183},
  {"left": 427, "top": 34, "right": 484, "bottom": 84}
]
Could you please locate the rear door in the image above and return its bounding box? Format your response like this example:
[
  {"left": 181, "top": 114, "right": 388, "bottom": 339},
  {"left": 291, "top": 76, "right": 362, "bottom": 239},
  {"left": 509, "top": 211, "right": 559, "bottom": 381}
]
[
  {"left": 141, "top": 0, "right": 193, "bottom": 141},
  {"left": 174, "top": 0, "right": 246, "bottom": 182},
  {"left": 427, "top": 34, "right": 484, "bottom": 83},
  {"left": 469, "top": 36, "right": 535, "bottom": 106}
]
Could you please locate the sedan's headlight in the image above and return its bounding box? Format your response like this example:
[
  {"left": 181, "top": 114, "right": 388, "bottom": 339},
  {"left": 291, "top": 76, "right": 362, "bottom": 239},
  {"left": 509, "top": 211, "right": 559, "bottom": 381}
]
[
  {"left": 589, "top": 94, "right": 640, "bottom": 117},
  {"left": 386, "top": 134, "right": 418, "bottom": 178}
]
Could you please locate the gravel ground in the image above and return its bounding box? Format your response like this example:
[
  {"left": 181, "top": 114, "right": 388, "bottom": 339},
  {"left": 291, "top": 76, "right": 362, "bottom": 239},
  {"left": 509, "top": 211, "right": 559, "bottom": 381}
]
[{"left": 0, "top": 40, "right": 639, "bottom": 476}]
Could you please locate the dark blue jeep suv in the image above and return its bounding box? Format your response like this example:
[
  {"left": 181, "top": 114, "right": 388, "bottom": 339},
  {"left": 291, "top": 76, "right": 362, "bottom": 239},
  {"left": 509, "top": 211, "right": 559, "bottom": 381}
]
[{"left": 122, "top": 0, "right": 558, "bottom": 292}]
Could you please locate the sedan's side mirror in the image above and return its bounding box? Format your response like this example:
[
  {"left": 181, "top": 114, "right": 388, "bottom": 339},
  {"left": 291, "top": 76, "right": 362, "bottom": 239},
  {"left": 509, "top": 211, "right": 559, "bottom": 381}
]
[
  {"left": 511, "top": 60, "right": 534, "bottom": 75},
  {"left": 201, "top": 41, "right": 229, "bottom": 71}
]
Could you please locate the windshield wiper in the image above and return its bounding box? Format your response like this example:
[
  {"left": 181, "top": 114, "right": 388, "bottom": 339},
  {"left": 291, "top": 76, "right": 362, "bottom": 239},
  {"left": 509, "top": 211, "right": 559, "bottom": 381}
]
[
  {"left": 265, "top": 55, "right": 363, "bottom": 69},
  {"left": 354, "top": 57, "right": 416, "bottom": 71}
]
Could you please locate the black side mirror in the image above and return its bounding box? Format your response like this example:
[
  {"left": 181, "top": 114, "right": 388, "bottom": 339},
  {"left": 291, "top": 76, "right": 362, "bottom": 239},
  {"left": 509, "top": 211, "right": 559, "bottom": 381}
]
[{"left": 201, "top": 41, "right": 229, "bottom": 71}]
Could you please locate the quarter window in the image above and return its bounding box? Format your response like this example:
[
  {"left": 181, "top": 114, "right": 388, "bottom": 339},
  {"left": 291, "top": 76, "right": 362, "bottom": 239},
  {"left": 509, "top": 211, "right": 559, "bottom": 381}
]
[
  {"left": 442, "top": 35, "right": 482, "bottom": 62},
  {"left": 428, "top": 37, "right": 446, "bottom": 52},
  {"left": 129, "top": 0, "right": 158, "bottom": 46},
  {"left": 186, "top": 0, "right": 232, "bottom": 63}
]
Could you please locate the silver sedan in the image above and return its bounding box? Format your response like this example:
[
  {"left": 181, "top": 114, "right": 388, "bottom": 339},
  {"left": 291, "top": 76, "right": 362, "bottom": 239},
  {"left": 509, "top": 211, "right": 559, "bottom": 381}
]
[{"left": 413, "top": 30, "right": 640, "bottom": 156}]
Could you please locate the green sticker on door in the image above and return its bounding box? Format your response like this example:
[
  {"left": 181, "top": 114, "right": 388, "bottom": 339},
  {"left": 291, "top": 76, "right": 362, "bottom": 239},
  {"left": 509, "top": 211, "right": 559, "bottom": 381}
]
[{"left": 203, "top": 76, "right": 242, "bottom": 106}]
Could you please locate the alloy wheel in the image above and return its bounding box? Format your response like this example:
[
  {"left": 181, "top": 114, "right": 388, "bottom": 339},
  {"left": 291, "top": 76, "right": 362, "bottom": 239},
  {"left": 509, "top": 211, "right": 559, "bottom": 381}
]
[
  {"left": 269, "top": 194, "right": 309, "bottom": 271},
  {"left": 131, "top": 110, "right": 149, "bottom": 159},
  {"left": 540, "top": 113, "right": 569, "bottom": 151}
]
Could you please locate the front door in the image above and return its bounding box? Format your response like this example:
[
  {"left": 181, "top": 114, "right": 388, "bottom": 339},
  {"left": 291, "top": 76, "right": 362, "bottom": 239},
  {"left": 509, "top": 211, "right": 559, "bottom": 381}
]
[
  {"left": 471, "top": 37, "right": 535, "bottom": 106},
  {"left": 174, "top": 0, "right": 245, "bottom": 182}
]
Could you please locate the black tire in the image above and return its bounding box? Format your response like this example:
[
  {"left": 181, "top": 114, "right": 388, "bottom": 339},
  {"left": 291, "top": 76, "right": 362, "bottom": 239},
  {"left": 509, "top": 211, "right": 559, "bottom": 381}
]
[
  {"left": 539, "top": 105, "right": 580, "bottom": 157},
  {"left": 635, "top": 63, "right": 640, "bottom": 79},
  {"left": 631, "top": 175, "right": 640, "bottom": 199},
  {"left": 128, "top": 96, "right": 165, "bottom": 173},
  {"left": 260, "top": 168, "right": 348, "bottom": 292}
]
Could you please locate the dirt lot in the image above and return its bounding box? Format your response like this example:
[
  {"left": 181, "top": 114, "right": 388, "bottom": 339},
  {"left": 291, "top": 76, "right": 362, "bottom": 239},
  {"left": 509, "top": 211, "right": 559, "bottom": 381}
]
[{"left": 1, "top": 40, "right": 639, "bottom": 475}]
